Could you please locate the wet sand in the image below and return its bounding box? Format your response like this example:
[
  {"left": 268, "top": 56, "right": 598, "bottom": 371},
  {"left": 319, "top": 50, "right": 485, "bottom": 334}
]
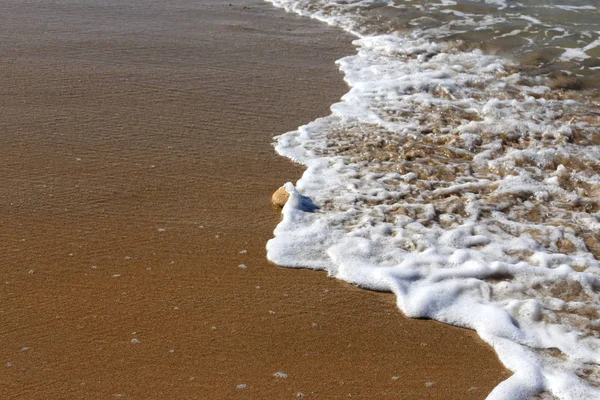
[{"left": 0, "top": 0, "right": 509, "bottom": 398}]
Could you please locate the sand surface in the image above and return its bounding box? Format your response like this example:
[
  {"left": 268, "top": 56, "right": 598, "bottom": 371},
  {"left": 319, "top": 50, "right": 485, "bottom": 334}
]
[{"left": 0, "top": 0, "right": 508, "bottom": 398}]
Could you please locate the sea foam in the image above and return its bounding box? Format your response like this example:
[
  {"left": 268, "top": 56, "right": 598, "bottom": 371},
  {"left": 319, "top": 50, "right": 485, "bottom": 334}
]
[{"left": 266, "top": 0, "right": 600, "bottom": 398}]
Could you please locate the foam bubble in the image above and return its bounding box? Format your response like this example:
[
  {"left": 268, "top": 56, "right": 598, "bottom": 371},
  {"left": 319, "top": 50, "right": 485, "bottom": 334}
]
[{"left": 266, "top": 0, "right": 600, "bottom": 398}]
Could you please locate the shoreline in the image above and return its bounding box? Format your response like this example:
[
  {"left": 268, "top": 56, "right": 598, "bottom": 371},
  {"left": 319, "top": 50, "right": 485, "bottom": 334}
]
[{"left": 0, "top": 0, "right": 508, "bottom": 398}]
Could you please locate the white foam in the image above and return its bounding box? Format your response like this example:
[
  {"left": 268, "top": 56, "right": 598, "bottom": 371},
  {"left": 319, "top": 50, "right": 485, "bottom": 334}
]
[
  {"left": 560, "top": 48, "right": 590, "bottom": 62},
  {"left": 583, "top": 35, "right": 600, "bottom": 52},
  {"left": 555, "top": 5, "right": 597, "bottom": 12},
  {"left": 519, "top": 15, "right": 544, "bottom": 25},
  {"left": 266, "top": 0, "right": 600, "bottom": 399}
]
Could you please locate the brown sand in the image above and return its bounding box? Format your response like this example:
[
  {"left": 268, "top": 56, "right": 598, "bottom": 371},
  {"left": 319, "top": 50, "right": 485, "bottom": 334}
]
[{"left": 0, "top": 0, "right": 509, "bottom": 398}]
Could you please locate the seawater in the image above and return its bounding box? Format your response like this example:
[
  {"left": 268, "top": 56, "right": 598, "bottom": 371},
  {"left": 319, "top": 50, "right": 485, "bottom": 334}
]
[{"left": 265, "top": 0, "right": 600, "bottom": 399}]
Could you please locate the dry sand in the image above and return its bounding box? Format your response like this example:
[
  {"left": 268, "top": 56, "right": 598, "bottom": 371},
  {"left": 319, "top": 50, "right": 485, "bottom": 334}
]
[{"left": 0, "top": 0, "right": 509, "bottom": 398}]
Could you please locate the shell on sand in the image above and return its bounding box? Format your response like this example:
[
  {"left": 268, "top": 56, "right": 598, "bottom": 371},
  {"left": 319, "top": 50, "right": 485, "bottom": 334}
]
[{"left": 272, "top": 186, "right": 290, "bottom": 207}]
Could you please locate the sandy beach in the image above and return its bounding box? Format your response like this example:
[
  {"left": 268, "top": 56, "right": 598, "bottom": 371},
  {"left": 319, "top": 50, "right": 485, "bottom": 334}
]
[{"left": 0, "top": 0, "right": 508, "bottom": 398}]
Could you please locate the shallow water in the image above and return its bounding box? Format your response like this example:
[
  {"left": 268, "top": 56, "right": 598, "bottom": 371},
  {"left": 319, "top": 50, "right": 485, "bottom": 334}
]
[
  {"left": 266, "top": 0, "right": 600, "bottom": 398},
  {"left": 282, "top": 0, "right": 600, "bottom": 85}
]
